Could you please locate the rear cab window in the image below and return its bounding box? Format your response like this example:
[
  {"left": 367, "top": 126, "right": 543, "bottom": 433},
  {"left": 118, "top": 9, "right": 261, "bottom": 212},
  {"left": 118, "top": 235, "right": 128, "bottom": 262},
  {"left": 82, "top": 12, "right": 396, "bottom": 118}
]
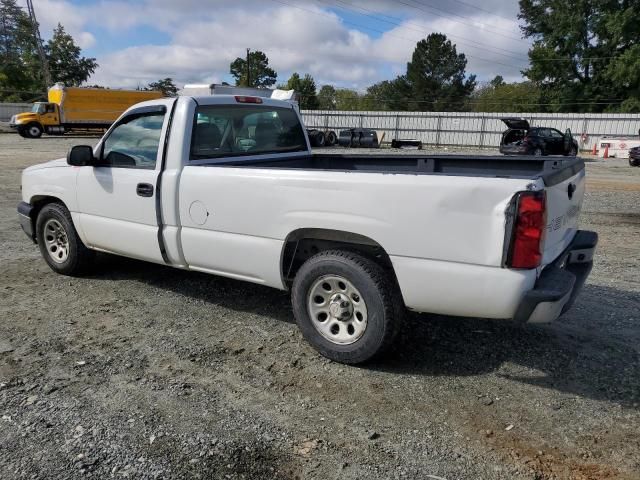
[{"left": 190, "top": 105, "right": 306, "bottom": 160}]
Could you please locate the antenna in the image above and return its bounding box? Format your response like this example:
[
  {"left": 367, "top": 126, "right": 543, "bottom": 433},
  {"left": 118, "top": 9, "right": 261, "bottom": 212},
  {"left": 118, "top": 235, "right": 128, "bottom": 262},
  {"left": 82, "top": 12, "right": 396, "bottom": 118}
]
[{"left": 25, "top": 0, "right": 52, "bottom": 88}]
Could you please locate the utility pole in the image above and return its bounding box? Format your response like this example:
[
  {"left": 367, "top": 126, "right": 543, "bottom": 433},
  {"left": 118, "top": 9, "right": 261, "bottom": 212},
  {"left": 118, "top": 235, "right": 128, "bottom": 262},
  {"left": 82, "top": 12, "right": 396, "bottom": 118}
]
[
  {"left": 25, "top": 0, "right": 52, "bottom": 88},
  {"left": 246, "top": 48, "right": 251, "bottom": 87}
]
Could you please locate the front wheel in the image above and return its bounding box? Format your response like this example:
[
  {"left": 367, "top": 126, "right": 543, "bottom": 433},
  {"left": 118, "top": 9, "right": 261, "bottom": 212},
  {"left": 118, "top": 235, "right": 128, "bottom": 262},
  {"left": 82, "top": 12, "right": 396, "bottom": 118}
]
[
  {"left": 24, "top": 122, "right": 43, "bottom": 138},
  {"left": 533, "top": 147, "right": 544, "bottom": 156},
  {"left": 291, "top": 250, "right": 403, "bottom": 364},
  {"left": 35, "top": 203, "right": 94, "bottom": 275},
  {"left": 630, "top": 158, "right": 639, "bottom": 167}
]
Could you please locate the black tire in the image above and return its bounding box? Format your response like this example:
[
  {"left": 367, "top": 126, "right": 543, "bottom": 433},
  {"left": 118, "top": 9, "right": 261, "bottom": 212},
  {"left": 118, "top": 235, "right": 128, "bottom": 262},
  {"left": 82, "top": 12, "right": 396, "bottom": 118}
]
[
  {"left": 566, "top": 146, "right": 577, "bottom": 156},
  {"left": 35, "top": 203, "right": 94, "bottom": 276},
  {"left": 629, "top": 158, "right": 639, "bottom": 167},
  {"left": 24, "top": 122, "right": 43, "bottom": 139},
  {"left": 314, "top": 131, "right": 326, "bottom": 147},
  {"left": 292, "top": 250, "right": 403, "bottom": 364},
  {"left": 326, "top": 130, "right": 337, "bottom": 147},
  {"left": 533, "top": 147, "right": 544, "bottom": 156}
]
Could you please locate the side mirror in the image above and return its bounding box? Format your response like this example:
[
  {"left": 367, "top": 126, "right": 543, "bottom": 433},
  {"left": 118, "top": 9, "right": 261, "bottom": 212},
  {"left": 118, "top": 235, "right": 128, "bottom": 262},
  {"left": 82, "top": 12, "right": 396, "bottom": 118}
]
[{"left": 67, "top": 145, "right": 95, "bottom": 166}]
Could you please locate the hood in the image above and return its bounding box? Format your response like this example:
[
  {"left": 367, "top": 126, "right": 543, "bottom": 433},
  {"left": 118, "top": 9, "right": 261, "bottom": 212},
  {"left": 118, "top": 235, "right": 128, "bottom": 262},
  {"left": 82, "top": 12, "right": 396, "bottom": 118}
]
[
  {"left": 13, "top": 112, "right": 39, "bottom": 124},
  {"left": 24, "top": 158, "right": 68, "bottom": 173},
  {"left": 501, "top": 117, "right": 530, "bottom": 130}
]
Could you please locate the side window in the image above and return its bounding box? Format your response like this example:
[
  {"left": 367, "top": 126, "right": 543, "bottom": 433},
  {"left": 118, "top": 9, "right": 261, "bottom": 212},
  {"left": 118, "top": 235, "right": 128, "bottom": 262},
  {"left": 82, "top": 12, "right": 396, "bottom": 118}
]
[
  {"left": 100, "top": 113, "right": 165, "bottom": 169},
  {"left": 549, "top": 129, "right": 564, "bottom": 139}
]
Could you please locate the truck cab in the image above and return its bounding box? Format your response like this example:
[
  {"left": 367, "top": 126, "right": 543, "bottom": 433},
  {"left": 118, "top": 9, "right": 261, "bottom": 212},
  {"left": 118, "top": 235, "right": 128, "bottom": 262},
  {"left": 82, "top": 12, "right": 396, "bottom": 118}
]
[{"left": 10, "top": 102, "right": 61, "bottom": 138}]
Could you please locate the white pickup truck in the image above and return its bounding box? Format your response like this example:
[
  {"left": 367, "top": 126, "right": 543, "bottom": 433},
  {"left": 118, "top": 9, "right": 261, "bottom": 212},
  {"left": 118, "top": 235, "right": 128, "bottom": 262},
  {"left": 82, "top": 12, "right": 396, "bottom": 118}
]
[{"left": 18, "top": 95, "right": 597, "bottom": 363}]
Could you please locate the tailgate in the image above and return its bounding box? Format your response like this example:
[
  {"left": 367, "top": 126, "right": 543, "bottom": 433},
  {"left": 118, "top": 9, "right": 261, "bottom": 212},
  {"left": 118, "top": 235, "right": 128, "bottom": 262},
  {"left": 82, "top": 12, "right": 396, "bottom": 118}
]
[{"left": 542, "top": 166, "right": 585, "bottom": 265}]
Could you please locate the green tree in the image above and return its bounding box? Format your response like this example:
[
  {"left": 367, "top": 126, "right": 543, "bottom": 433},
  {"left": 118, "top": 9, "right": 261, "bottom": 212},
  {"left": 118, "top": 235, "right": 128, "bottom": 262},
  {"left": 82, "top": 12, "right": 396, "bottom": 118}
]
[
  {"left": 519, "top": 0, "right": 639, "bottom": 113},
  {"left": 489, "top": 75, "right": 505, "bottom": 89},
  {"left": 334, "top": 89, "right": 366, "bottom": 111},
  {"left": 45, "top": 23, "right": 97, "bottom": 86},
  {"left": 405, "top": 33, "right": 476, "bottom": 111},
  {"left": 317, "top": 85, "right": 336, "bottom": 110},
  {"left": 471, "top": 80, "right": 541, "bottom": 112},
  {"left": 365, "top": 76, "right": 411, "bottom": 111},
  {"left": 147, "top": 77, "right": 178, "bottom": 96},
  {"left": 0, "top": 0, "right": 41, "bottom": 100},
  {"left": 229, "top": 50, "right": 276, "bottom": 88},
  {"left": 281, "top": 72, "right": 319, "bottom": 109}
]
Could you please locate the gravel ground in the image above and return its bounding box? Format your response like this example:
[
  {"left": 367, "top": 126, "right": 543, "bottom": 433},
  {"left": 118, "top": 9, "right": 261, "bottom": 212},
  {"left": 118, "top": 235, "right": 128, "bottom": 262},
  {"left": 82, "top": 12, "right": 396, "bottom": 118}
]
[{"left": 1, "top": 133, "right": 639, "bottom": 480}]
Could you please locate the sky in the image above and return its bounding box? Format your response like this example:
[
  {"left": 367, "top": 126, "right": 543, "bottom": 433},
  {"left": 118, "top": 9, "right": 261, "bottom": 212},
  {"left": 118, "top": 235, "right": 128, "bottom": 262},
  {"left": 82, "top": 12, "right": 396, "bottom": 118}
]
[{"left": 24, "top": 0, "right": 533, "bottom": 90}]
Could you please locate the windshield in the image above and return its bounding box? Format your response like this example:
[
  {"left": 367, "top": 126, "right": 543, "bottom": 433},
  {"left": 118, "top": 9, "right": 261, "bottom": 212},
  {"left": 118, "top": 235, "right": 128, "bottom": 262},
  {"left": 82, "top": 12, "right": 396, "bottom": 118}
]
[
  {"left": 190, "top": 105, "right": 306, "bottom": 160},
  {"left": 31, "top": 103, "right": 45, "bottom": 114}
]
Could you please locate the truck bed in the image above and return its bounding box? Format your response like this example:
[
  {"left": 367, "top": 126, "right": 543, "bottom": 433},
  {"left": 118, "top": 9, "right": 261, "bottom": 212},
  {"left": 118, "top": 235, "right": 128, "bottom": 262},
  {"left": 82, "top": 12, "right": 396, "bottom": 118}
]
[{"left": 216, "top": 154, "right": 584, "bottom": 186}]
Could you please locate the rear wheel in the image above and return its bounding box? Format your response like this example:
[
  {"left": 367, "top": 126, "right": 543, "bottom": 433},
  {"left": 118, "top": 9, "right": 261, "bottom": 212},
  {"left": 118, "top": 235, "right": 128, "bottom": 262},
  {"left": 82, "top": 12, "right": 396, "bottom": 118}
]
[
  {"left": 533, "top": 147, "right": 543, "bottom": 156},
  {"left": 630, "top": 158, "right": 640, "bottom": 167},
  {"left": 36, "top": 203, "right": 94, "bottom": 275},
  {"left": 292, "top": 250, "right": 403, "bottom": 364}
]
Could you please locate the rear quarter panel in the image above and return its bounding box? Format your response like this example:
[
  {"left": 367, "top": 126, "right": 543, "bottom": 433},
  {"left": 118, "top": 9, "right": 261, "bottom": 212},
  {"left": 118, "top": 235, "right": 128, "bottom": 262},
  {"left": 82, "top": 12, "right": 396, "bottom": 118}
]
[{"left": 177, "top": 166, "right": 537, "bottom": 317}]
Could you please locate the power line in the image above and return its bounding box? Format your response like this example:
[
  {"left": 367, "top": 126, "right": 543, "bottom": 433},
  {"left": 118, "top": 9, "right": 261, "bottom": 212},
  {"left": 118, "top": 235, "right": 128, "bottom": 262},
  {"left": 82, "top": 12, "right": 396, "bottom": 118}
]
[
  {"left": 392, "top": 0, "right": 527, "bottom": 43},
  {"left": 443, "top": 0, "right": 519, "bottom": 23},
  {"left": 268, "top": 0, "right": 527, "bottom": 71},
  {"left": 298, "top": 89, "right": 626, "bottom": 107},
  {"left": 326, "top": 0, "right": 530, "bottom": 62}
]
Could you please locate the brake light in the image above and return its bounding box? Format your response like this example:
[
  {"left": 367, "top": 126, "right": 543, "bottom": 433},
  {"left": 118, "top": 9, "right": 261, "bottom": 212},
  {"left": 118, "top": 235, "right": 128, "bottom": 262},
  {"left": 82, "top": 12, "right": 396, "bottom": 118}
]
[
  {"left": 508, "top": 191, "right": 546, "bottom": 269},
  {"left": 235, "top": 96, "right": 262, "bottom": 104}
]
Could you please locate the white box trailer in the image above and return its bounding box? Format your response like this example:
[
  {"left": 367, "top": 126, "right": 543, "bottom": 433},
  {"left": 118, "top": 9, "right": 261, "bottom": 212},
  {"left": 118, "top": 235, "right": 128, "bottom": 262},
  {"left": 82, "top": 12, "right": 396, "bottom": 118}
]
[{"left": 597, "top": 137, "right": 640, "bottom": 158}]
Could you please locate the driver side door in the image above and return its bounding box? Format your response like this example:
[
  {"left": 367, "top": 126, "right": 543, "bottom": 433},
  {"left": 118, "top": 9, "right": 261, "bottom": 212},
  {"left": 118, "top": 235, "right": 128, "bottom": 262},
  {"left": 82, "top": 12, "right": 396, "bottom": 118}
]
[
  {"left": 76, "top": 109, "right": 167, "bottom": 263},
  {"left": 546, "top": 129, "right": 565, "bottom": 154}
]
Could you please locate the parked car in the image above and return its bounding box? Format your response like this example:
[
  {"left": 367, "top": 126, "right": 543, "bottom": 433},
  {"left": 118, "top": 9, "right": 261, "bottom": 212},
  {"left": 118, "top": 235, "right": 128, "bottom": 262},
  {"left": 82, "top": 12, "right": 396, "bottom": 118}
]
[
  {"left": 18, "top": 95, "right": 597, "bottom": 364},
  {"left": 500, "top": 118, "right": 578, "bottom": 156},
  {"left": 629, "top": 146, "right": 640, "bottom": 166}
]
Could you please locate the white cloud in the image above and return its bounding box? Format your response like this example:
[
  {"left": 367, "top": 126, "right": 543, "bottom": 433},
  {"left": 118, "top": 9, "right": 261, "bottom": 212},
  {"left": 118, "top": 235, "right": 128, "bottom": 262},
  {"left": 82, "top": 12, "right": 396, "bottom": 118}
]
[{"left": 30, "top": 0, "right": 532, "bottom": 89}]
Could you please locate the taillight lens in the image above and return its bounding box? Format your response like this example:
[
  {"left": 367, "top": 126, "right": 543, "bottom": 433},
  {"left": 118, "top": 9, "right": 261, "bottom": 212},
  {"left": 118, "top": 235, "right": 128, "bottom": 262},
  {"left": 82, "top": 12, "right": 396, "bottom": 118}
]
[
  {"left": 508, "top": 191, "right": 546, "bottom": 269},
  {"left": 234, "top": 95, "right": 262, "bottom": 104}
]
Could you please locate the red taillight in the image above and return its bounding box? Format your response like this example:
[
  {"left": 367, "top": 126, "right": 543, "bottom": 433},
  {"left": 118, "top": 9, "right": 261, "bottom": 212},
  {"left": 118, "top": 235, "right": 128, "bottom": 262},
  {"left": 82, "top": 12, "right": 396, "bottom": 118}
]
[
  {"left": 508, "top": 191, "right": 546, "bottom": 269},
  {"left": 234, "top": 95, "right": 262, "bottom": 104}
]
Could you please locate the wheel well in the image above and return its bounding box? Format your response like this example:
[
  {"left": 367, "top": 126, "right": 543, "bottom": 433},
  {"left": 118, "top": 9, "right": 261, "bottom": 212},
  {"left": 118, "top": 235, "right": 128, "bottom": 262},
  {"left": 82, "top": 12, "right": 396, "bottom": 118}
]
[
  {"left": 29, "top": 196, "right": 66, "bottom": 236},
  {"left": 281, "top": 228, "right": 394, "bottom": 287}
]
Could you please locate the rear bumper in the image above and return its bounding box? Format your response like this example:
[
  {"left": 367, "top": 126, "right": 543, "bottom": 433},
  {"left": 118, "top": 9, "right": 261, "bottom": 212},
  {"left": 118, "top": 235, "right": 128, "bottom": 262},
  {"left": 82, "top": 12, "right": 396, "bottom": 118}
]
[
  {"left": 17, "top": 201, "right": 36, "bottom": 242},
  {"left": 514, "top": 230, "right": 598, "bottom": 323}
]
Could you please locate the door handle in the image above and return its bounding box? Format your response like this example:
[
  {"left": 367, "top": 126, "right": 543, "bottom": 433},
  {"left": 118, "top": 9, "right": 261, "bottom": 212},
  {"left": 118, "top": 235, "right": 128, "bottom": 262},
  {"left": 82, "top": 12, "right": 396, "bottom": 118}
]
[{"left": 136, "top": 183, "right": 154, "bottom": 197}]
